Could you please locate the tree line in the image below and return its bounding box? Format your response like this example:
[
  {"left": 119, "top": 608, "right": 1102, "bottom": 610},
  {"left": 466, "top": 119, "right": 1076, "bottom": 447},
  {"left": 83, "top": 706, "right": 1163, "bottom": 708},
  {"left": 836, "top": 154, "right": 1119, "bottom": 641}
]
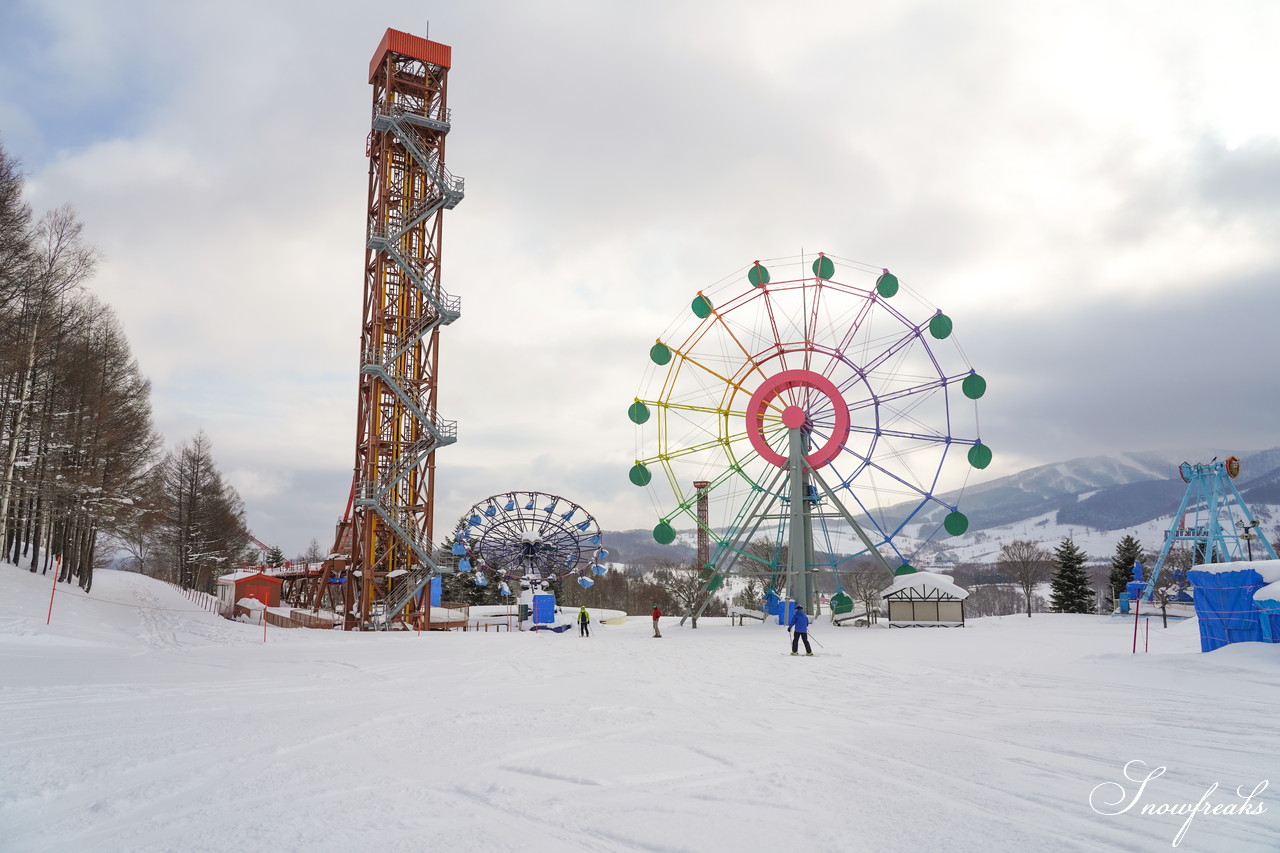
[{"left": 0, "top": 140, "right": 248, "bottom": 593}]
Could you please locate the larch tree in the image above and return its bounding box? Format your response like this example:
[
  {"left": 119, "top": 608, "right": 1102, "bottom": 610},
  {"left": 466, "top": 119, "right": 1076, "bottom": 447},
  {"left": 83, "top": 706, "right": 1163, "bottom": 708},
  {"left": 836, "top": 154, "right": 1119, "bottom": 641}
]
[
  {"left": 0, "top": 205, "right": 97, "bottom": 560},
  {"left": 156, "top": 432, "right": 250, "bottom": 593},
  {"left": 0, "top": 140, "right": 33, "bottom": 318},
  {"left": 46, "top": 296, "right": 159, "bottom": 591},
  {"left": 1049, "top": 537, "right": 1095, "bottom": 613}
]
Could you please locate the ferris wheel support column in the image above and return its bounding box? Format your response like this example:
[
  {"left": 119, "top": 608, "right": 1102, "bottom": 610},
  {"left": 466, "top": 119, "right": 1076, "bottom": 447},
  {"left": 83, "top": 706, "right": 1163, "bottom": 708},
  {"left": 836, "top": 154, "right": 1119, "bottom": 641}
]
[{"left": 786, "top": 427, "right": 816, "bottom": 614}]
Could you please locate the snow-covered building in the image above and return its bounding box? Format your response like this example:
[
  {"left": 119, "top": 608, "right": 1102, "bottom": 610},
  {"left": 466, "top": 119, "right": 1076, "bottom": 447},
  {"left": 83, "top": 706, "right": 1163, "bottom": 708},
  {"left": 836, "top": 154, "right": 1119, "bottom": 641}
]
[
  {"left": 881, "top": 570, "right": 968, "bottom": 627},
  {"left": 215, "top": 570, "right": 282, "bottom": 618}
]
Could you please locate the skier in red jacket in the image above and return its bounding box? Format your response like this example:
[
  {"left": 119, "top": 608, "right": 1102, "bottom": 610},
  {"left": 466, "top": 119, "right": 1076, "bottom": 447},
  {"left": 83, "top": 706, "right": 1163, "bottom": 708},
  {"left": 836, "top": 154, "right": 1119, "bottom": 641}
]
[{"left": 651, "top": 605, "right": 662, "bottom": 638}]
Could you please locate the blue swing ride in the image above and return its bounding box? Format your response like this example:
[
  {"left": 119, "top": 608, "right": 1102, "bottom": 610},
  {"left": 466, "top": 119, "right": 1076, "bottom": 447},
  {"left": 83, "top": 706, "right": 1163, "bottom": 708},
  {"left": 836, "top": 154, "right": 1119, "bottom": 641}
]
[{"left": 450, "top": 490, "right": 609, "bottom": 596}]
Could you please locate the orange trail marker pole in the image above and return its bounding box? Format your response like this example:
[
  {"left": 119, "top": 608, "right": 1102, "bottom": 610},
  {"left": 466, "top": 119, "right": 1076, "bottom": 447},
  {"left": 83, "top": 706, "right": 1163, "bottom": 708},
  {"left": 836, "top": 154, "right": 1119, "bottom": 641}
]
[{"left": 46, "top": 557, "right": 62, "bottom": 625}]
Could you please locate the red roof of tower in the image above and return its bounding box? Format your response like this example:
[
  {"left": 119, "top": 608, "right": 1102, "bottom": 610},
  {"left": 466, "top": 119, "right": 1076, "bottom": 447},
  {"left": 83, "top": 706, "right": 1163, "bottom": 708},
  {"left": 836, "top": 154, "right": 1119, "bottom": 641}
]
[{"left": 369, "top": 28, "right": 452, "bottom": 81}]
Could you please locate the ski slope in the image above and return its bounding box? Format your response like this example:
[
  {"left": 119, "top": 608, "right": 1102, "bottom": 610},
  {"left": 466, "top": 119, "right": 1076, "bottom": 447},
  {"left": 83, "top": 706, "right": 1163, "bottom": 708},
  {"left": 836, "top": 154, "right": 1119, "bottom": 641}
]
[{"left": 1, "top": 565, "right": 1276, "bottom": 852}]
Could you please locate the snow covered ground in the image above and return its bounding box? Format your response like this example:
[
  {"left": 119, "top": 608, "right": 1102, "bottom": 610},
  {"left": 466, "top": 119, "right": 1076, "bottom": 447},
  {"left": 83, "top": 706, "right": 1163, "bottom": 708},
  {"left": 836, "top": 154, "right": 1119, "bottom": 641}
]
[{"left": 2, "top": 565, "right": 1276, "bottom": 853}]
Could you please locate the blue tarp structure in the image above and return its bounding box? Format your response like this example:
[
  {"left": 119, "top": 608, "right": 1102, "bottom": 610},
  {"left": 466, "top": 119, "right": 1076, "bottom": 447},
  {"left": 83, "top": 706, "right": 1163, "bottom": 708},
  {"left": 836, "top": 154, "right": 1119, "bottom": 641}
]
[
  {"left": 1187, "top": 567, "right": 1269, "bottom": 652},
  {"left": 532, "top": 593, "right": 555, "bottom": 624},
  {"left": 778, "top": 599, "right": 795, "bottom": 627}
]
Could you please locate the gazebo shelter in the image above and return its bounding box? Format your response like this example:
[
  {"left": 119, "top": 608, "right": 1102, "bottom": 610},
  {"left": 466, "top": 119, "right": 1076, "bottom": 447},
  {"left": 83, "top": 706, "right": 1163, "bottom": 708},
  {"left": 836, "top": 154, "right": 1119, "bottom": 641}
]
[{"left": 882, "top": 570, "right": 968, "bottom": 627}]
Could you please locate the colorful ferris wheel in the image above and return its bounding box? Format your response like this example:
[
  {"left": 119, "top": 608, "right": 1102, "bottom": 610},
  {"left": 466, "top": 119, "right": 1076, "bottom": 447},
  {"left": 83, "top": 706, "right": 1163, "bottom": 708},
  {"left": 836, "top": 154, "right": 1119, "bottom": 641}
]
[{"left": 628, "top": 252, "right": 989, "bottom": 607}]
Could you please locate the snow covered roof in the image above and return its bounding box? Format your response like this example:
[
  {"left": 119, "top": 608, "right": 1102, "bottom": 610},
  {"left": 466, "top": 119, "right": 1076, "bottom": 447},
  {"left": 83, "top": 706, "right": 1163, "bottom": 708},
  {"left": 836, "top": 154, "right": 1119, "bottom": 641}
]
[
  {"left": 882, "top": 570, "right": 969, "bottom": 600},
  {"left": 217, "top": 570, "right": 282, "bottom": 585},
  {"left": 236, "top": 597, "right": 267, "bottom": 610},
  {"left": 1190, "top": 559, "right": 1280, "bottom": 584}
]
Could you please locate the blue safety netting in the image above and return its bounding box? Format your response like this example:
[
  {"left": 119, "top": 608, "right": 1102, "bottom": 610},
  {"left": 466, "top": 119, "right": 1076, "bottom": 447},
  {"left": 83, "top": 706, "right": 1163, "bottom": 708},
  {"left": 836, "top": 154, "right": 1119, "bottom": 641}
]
[{"left": 1187, "top": 568, "right": 1268, "bottom": 652}]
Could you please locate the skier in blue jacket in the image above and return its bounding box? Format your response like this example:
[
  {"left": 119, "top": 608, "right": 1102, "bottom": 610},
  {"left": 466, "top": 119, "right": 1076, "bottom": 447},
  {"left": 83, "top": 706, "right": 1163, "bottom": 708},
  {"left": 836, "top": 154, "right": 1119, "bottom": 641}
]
[{"left": 788, "top": 605, "right": 813, "bottom": 655}]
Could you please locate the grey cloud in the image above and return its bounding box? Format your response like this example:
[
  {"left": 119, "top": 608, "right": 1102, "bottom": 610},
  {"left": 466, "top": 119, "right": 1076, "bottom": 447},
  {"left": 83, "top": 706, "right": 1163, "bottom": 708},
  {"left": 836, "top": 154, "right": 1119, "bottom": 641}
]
[{"left": 6, "top": 1, "right": 1280, "bottom": 556}]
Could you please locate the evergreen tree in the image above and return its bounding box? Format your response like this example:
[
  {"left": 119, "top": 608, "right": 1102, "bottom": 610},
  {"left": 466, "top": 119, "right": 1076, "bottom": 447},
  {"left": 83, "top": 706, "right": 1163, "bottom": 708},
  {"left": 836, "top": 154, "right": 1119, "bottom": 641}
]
[
  {"left": 1108, "top": 535, "right": 1145, "bottom": 605},
  {"left": 264, "top": 546, "right": 285, "bottom": 567},
  {"left": 1049, "top": 537, "right": 1094, "bottom": 613}
]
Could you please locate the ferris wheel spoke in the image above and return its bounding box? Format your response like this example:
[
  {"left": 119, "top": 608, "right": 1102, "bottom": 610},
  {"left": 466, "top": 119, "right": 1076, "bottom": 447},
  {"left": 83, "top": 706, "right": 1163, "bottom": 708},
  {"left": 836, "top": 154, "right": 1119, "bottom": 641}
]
[
  {"left": 829, "top": 298, "right": 876, "bottom": 375},
  {"left": 640, "top": 432, "right": 743, "bottom": 467},
  {"left": 824, "top": 442, "right": 938, "bottom": 506},
  {"left": 759, "top": 288, "right": 799, "bottom": 376},
  {"left": 845, "top": 423, "right": 967, "bottom": 445},
  {"left": 659, "top": 346, "right": 763, "bottom": 406},
  {"left": 830, "top": 327, "right": 926, "bottom": 394},
  {"left": 802, "top": 279, "right": 826, "bottom": 376},
  {"left": 842, "top": 374, "right": 951, "bottom": 413},
  {"left": 641, "top": 398, "right": 750, "bottom": 421},
  {"left": 832, "top": 483, "right": 897, "bottom": 550},
  {"left": 703, "top": 308, "right": 775, "bottom": 389}
]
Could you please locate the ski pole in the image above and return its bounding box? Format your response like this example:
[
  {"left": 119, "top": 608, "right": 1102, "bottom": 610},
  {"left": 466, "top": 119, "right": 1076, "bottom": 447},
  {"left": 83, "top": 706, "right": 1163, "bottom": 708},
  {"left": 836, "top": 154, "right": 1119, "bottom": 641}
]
[{"left": 808, "top": 632, "right": 824, "bottom": 649}]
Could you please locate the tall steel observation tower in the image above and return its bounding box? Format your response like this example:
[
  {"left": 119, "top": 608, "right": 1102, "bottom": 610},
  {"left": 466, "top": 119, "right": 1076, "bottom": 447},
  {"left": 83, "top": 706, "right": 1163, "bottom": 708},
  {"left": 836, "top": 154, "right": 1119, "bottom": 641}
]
[{"left": 348, "top": 28, "right": 464, "bottom": 628}]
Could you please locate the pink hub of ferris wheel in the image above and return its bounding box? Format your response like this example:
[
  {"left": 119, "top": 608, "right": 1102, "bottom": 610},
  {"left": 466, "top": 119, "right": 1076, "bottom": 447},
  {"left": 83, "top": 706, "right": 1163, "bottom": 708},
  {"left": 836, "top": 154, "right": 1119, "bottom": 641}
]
[{"left": 745, "top": 369, "right": 850, "bottom": 469}]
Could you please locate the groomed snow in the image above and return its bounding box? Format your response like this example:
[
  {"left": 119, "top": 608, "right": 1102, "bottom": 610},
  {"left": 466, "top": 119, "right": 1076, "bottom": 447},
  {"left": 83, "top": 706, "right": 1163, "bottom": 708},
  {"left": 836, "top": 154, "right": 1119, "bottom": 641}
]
[{"left": 2, "top": 565, "right": 1277, "bottom": 852}]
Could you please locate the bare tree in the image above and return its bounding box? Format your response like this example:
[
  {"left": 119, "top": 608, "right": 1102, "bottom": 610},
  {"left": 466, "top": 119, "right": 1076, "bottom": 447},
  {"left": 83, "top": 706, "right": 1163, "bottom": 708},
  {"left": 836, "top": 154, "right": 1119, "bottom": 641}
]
[
  {"left": 997, "top": 539, "right": 1052, "bottom": 618},
  {"left": 838, "top": 557, "right": 893, "bottom": 624},
  {"left": 297, "top": 538, "right": 326, "bottom": 564},
  {"left": 653, "top": 559, "right": 725, "bottom": 628},
  {"left": 965, "top": 583, "right": 1025, "bottom": 618},
  {"left": 740, "top": 537, "right": 788, "bottom": 595},
  {"left": 1150, "top": 545, "right": 1193, "bottom": 627}
]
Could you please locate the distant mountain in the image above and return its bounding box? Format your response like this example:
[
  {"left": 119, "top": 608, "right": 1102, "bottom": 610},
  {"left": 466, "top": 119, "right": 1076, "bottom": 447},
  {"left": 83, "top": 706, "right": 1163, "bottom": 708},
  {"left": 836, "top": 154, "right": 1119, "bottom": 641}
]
[
  {"left": 604, "top": 447, "right": 1280, "bottom": 566},
  {"left": 603, "top": 528, "right": 695, "bottom": 567}
]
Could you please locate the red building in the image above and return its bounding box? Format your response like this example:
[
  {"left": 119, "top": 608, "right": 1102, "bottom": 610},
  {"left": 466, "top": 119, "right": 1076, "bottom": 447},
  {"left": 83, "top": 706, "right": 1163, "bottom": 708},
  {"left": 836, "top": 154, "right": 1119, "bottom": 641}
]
[{"left": 216, "top": 571, "right": 283, "bottom": 619}]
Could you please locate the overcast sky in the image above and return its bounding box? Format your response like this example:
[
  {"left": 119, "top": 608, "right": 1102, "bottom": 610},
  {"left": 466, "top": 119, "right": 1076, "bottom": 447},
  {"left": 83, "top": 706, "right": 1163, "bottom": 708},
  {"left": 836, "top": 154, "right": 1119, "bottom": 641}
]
[{"left": 3, "top": 0, "right": 1279, "bottom": 557}]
